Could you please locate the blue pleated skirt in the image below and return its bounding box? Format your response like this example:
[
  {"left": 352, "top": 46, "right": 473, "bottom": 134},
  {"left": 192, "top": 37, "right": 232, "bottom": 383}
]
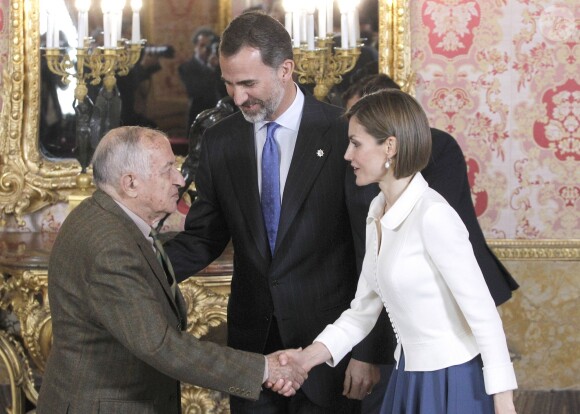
[{"left": 380, "top": 351, "right": 494, "bottom": 414}]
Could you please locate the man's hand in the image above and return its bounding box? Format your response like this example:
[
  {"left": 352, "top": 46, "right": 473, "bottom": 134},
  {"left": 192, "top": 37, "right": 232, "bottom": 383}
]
[
  {"left": 264, "top": 350, "right": 307, "bottom": 397},
  {"left": 343, "top": 358, "right": 380, "bottom": 400}
]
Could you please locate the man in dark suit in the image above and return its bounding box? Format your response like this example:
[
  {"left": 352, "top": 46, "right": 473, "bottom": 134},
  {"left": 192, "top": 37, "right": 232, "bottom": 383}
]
[
  {"left": 166, "top": 12, "right": 388, "bottom": 414},
  {"left": 179, "top": 27, "right": 223, "bottom": 133},
  {"left": 37, "top": 126, "right": 306, "bottom": 414}
]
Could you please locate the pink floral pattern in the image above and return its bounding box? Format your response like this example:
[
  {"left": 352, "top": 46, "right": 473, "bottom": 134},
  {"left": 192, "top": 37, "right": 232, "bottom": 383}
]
[
  {"left": 412, "top": 0, "right": 579, "bottom": 239},
  {"left": 533, "top": 79, "right": 580, "bottom": 161},
  {"left": 422, "top": 0, "right": 481, "bottom": 58}
]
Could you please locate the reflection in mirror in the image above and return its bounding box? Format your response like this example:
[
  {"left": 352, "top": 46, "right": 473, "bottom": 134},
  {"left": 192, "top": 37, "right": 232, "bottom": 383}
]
[
  {"left": 39, "top": 0, "right": 147, "bottom": 164},
  {"left": 39, "top": 0, "right": 77, "bottom": 159},
  {"left": 36, "top": 0, "right": 379, "bottom": 159},
  {"left": 1, "top": 0, "right": 406, "bottom": 224}
]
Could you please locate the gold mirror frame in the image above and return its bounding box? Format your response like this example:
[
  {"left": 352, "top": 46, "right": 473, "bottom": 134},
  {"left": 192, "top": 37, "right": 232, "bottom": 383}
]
[{"left": 0, "top": 0, "right": 409, "bottom": 225}]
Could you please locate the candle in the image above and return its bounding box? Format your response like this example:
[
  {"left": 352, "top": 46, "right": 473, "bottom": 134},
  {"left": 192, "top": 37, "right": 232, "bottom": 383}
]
[
  {"left": 307, "top": 11, "right": 315, "bottom": 50},
  {"left": 347, "top": 9, "right": 356, "bottom": 48},
  {"left": 53, "top": 16, "right": 60, "bottom": 48},
  {"left": 47, "top": 10, "right": 54, "bottom": 48},
  {"left": 353, "top": 7, "right": 360, "bottom": 44},
  {"left": 300, "top": 10, "right": 307, "bottom": 46},
  {"left": 292, "top": 10, "right": 301, "bottom": 47},
  {"left": 102, "top": 0, "right": 112, "bottom": 47},
  {"left": 317, "top": 1, "right": 326, "bottom": 39},
  {"left": 340, "top": 12, "right": 348, "bottom": 48},
  {"left": 131, "top": 0, "right": 142, "bottom": 43},
  {"left": 116, "top": 8, "right": 122, "bottom": 42},
  {"left": 110, "top": 11, "right": 118, "bottom": 46},
  {"left": 76, "top": 0, "right": 90, "bottom": 47},
  {"left": 326, "top": 0, "right": 333, "bottom": 36}
]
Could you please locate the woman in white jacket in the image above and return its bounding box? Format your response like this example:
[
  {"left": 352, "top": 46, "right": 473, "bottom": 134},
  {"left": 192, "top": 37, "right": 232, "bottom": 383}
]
[{"left": 282, "top": 90, "right": 517, "bottom": 414}]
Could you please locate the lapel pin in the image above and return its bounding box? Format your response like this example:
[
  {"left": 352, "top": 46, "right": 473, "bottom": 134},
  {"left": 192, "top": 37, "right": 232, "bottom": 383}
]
[{"left": 316, "top": 149, "right": 324, "bottom": 157}]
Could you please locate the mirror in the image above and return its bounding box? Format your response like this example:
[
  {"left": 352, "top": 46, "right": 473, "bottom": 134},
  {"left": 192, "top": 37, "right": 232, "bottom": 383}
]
[{"left": 0, "top": 0, "right": 411, "bottom": 224}]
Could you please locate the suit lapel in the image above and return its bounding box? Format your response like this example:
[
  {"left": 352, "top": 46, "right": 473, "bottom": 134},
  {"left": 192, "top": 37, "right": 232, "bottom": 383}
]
[
  {"left": 275, "top": 96, "right": 334, "bottom": 252},
  {"left": 92, "top": 190, "right": 185, "bottom": 322},
  {"left": 224, "top": 117, "right": 271, "bottom": 262}
]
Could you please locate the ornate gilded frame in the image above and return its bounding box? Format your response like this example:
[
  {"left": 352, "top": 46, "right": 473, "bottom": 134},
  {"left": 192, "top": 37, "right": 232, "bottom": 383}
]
[
  {"left": 0, "top": 0, "right": 408, "bottom": 226},
  {"left": 3, "top": 0, "right": 578, "bottom": 260},
  {"left": 0, "top": 0, "right": 79, "bottom": 225}
]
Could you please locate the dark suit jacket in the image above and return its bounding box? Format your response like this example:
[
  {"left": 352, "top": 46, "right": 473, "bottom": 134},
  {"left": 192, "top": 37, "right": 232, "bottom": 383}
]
[
  {"left": 167, "top": 93, "right": 389, "bottom": 407},
  {"left": 37, "top": 190, "right": 264, "bottom": 414},
  {"left": 346, "top": 128, "right": 519, "bottom": 306},
  {"left": 179, "top": 57, "right": 222, "bottom": 129}
]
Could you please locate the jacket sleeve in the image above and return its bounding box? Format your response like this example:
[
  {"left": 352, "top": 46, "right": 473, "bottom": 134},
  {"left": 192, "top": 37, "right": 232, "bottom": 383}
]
[{"left": 86, "top": 240, "right": 265, "bottom": 400}]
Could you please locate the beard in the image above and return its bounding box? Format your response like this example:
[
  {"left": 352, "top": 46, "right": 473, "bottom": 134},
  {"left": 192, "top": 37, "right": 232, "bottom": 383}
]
[{"left": 239, "top": 75, "right": 285, "bottom": 123}]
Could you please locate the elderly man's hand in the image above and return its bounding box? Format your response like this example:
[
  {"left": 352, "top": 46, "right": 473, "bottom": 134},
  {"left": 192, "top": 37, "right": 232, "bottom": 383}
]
[{"left": 264, "top": 349, "right": 307, "bottom": 397}]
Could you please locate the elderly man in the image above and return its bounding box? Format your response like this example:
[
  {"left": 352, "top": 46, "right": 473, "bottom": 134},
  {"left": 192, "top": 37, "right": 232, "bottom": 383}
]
[{"left": 36, "top": 126, "right": 306, "bottom": 414}]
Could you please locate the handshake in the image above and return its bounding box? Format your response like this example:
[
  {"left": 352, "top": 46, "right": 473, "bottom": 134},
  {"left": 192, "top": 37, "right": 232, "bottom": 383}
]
[{"left": 262, "top": 343, "right": 331, "bottom": 397}]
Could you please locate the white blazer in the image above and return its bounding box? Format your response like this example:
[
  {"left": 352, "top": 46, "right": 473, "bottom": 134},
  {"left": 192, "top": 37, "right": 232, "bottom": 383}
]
[{"left": 315, "top": 173, "right": 517, "bottom": 395}]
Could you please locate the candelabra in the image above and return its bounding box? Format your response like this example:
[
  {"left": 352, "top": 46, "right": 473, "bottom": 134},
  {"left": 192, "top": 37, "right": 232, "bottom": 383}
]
[
  {"left": 293, "top": 36, "right": 361, "bottom": 101},
  {"left": 43, "top": 39, "right": 144, "bottom": 208}
]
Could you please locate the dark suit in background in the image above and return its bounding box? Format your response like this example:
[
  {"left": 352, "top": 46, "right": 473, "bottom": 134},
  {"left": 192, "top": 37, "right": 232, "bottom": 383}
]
[{"left": 346, "top": 128, "right": 519, "bottom": 305}]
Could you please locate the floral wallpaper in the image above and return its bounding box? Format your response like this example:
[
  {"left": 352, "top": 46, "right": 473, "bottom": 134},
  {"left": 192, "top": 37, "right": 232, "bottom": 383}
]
[{"left": 411, "top": 0, "right": 579, "bottom": 239}]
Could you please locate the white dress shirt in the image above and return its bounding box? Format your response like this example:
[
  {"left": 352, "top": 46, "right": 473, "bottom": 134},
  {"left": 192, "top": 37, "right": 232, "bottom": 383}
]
[
  {"left": 255, "top": 84, "right": 304, "bottom": 202},
  {"left": 315, "top": 173, "right": 517, "bottom": 395}
]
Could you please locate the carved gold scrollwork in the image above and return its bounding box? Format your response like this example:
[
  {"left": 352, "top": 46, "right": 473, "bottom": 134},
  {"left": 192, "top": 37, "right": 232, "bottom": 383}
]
[
  {"left": 378, "top": 0, "right": 414, "bottom": 94},
  {"left": 179, "top": 279, "right": 228, "bottom": 339},
  {"left": 0, "top": 325, "right": 38, "bottom": 410},
  {"left": 0, "top": 269, "right": 50, "bottom": 379},
  {"left": 0, "top": 0, "right": 79, "bottom": 226},
  {"left": 180, "top": 385, "right": 230, "bottom": 414},
  {"left": 489, "top": 239, "right": 580, "bottom": 261},
  {"left": 179, "top": 278, "right": 231, "bottom": 412}
]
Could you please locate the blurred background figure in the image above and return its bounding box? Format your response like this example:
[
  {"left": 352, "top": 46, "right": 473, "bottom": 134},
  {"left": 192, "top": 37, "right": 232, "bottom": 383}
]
[
  {"left": 179, "top": 27, "right": 225, "bottom": 134},
  {"left": 117, "top": 44, "right": 175, "bottom": 128}
]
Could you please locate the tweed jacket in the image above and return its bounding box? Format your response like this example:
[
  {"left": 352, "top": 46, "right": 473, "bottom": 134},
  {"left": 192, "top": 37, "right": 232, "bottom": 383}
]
[
  {"left": 37, "top": 190, "right": 264, "bottom": 414},
  {"left": 316, "top": 174, "right": 517, "bottom": 395}
]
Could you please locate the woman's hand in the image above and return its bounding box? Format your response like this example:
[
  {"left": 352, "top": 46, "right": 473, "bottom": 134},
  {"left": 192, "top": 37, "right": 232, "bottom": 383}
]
[
  {"left": 278, "top": 342, "right": 332, "bottom": 372},
  {"left": 494, "top": 390, "right": 517, "bottom": 414}
]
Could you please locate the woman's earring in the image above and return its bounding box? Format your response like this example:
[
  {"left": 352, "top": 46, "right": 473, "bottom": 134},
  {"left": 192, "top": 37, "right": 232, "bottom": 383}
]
[{"left": 385, "top": 158, "right": 391, "bottom": 170}]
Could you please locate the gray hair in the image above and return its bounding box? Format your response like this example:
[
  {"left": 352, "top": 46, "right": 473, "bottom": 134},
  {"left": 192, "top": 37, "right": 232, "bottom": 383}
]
[{"left": 91, "top": 126, "right": 166, "bottom": 190}]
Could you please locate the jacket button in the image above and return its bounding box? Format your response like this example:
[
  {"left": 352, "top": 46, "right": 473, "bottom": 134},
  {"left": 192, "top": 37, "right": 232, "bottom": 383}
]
[{"left": 272, "top": 280, "right": 279, "bottom": 286}]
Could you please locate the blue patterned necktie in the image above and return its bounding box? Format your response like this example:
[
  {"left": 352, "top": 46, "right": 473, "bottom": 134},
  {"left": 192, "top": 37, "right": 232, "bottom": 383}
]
[{"left": 262, "top": 122, "right": 281, "bottom": 254}]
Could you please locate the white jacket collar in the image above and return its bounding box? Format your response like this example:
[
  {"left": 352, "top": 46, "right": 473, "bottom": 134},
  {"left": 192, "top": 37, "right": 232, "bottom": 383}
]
[{"left": 367, "top": 173, "right": 429, "bottom": 229}]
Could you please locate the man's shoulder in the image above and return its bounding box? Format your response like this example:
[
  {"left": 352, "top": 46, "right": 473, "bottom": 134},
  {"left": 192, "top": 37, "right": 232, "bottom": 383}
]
[
  {"left": 303, "top": 91, "right": 344, "bottom": 117},
  {"left": 205, "top": 111, "right": 247, "bottom": 136},
  {"left": 58, "top": 193, "right": 137, "bottom": 250},
  {"left": 429, "top": 127, "right": 465, "bottom": 163}
]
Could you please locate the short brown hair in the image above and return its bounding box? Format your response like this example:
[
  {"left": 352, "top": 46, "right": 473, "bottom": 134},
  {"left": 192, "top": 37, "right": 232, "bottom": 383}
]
[
  {"left": 219, "top": 11, "right": 293, "bottom": 69},
  {"left": 345, "top": 89, "right": 431, "bottom": 179}
]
